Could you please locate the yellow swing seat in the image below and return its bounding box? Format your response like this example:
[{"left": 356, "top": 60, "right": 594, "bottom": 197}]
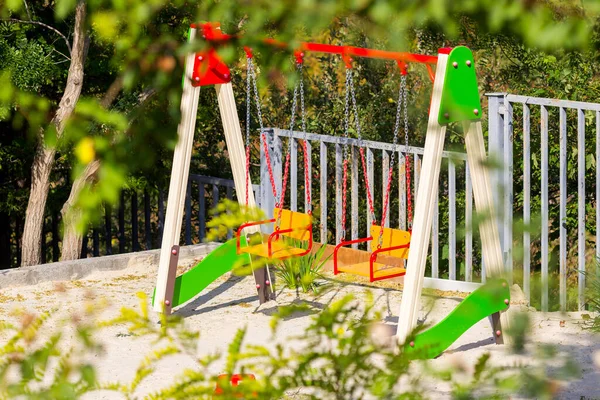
[
  {"left": 334, "top": 225, "right": 410, "bottom": 282},
  {"left": 236, "top": 208, "right": 313, "bottom": 260}
]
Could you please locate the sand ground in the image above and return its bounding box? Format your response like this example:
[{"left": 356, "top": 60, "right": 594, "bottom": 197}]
[{"left": 0, "top": 257, "right": 599, "bottom": 399}]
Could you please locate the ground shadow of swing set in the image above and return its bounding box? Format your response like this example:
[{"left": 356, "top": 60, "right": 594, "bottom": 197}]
[{"left": 152, "top": 22, "right": 512, "bottom": 375}]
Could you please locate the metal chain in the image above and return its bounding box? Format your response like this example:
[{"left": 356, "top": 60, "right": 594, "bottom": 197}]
[
  {"left": 403, "top": 74, "right": 413, "bottom": 231},
  {"left": 347, "top": 69, "right": 376, "bottom": 224},
  {"left": 299, "top": 63, "right": 312, "bottom": 214},
  {"left": 340, "top": 69, "right": 352, "bottom": 240},
  {"left": 247, "top": 57, "right": 279, "bottom": 203},
  {"left": 244, "top": 57, "right": 252, "bottom": 205},
  {"left": 378, "top": 74, "right": 406, "bottom": 247}
]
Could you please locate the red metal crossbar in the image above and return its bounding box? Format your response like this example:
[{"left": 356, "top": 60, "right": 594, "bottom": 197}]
[{"left": 190, "top": 22, "right": 439, "bottom": 86}]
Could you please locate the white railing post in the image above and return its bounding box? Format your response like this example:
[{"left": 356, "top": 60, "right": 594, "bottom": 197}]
[{"left": 486, "top": 93, "right": 506, "bottom": 272}]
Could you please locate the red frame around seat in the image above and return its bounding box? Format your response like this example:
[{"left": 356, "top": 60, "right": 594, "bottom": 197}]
[
  {"left": 333, "top": 236, "right": 410, "bottom": 282},
  {"left": 236, "top": 219, "right": 313, "bottom": 259}
]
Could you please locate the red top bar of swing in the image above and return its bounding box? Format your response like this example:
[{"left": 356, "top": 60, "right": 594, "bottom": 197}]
[
  {"left": 189, "top": 22, "right": 438, "bottom": 86},
  {"left": 261, "top": 39, "right": 438, "bottom": 66}
]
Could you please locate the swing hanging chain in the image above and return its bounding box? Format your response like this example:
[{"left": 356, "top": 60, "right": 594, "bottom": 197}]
[
  {"left": 245, "top": 57, "right": 253, "bottom": 206},
  {"left": 299, "top": 63, "right": 312, "bottom": 215},
  {"left": 403, "top": 73, "right": 413, "bottom": 231},
  {"left": 349, "top": 71, "right": 376, "bottom": 224},
  {"left": 247, "top": 56, "right": 279, "bottom": 204},
  {"left": 378, "top": 73, "right": 407, "bottom": 248},
  {"left": 275, "top": 74, "right": 299, "bottom": 230},
  {"left": 340, "top": 68, "right": 352, "bottom": 240}
]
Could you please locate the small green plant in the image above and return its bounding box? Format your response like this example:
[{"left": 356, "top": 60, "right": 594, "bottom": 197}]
[{"left": 275, "top": 241, "right": 330, "bottom": 295}]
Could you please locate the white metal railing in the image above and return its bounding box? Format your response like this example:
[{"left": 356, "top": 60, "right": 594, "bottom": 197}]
[
  {"left": 259, "top": 128, "right": 479, "bottom": 286},
  {"left": 488, "top": 93, "right": 600, "bottom": 312}
]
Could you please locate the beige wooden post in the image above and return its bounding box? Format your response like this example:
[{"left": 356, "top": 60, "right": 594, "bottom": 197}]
[
  {"left": 397, "top": 50, "right": 510, "bottom": 343},
  {"left": 396, "top": 51, "right": 448, "bottom": 343},
  {"left": 215, "top": 83, "right": 258, "bottom": 214},
  {"left": 463, "top": 120, "right": 511, "bottom": 334},
  {"left": 154, "top": 27, "right": 202, "bottom": 312}
]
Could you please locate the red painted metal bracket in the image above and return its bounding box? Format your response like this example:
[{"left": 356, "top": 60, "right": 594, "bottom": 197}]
[{"left": 191, "top": 23, "right": 232, "bottom": 87}]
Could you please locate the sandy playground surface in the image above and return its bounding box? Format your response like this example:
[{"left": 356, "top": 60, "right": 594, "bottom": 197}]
[{"left": 0, "top": 255, "right": 599, "bottom": 399}]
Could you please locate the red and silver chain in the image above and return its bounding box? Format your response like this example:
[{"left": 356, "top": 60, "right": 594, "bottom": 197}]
[
  {"left": 404, "top": 75, "right": 412, "bottom": 232},
  {"left": 245, "top": 57, "right": 253, "bottom": 206},
  {"left": 347, "top": 69, "right": 376, "bottom": 225},
  {"left": 247, "top": 55, "right": 305, "bottom": 229},
  {"left": 276, "top": 62, "right": 304, "bottom": 228},
  {"left": 379, "top": 74, "right": 407, "bottom": 247},
  {"left": 298, "top": 63, "right": 312, "bottom": 215},
  {"left": 340, "top": 68, "right": 352, "bottom": 240}
]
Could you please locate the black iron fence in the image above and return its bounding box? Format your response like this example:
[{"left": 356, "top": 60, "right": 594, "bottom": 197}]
[{"left": 3, "top": 174, "right": 254, "bottom": 269}]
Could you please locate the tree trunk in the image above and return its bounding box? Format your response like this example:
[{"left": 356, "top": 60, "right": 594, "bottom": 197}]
[
  {"left": 20, "top": 0, "right": 87, "bottom": 267},
  {"left": 60, "top": 88, "right": 156, "bottom": 260},
  {"left": 60, "top": 160, "right": 100, "bottom": 261}
]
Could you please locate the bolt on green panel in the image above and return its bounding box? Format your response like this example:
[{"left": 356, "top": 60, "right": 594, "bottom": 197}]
[{"left": 438, "top": 46, "right": 482, "bottom": 125}]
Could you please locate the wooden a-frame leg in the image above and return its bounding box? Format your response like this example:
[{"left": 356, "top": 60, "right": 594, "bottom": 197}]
[
  {"left": 463, "top": 120, "right": 511, "bottom": 341},
  {"left": 396, "top": 52, "right": 449, "bottom": 344},
  {"left": 215, "top": 83, "right": 275, "bottom": 304},
  {"left": 154, "top": 28, "right": 202, "bottom": 314}
]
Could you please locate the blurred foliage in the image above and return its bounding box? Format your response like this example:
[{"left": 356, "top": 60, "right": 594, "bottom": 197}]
[{"left": 0, "top": 289, "right": 582, "bottom": 398}]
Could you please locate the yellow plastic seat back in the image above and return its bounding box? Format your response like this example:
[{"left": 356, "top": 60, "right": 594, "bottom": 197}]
[
  {"left": 274, "top": 208, "right": 312, "bottom": 241},
  {"left": 370, "top": 225, "right": 410, "bottom": 259}
]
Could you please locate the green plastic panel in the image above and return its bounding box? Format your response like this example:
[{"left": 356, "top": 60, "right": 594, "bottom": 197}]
[
  {"left": 438, "top": 46, "right": 482, "bottom": 125},
  {"left": 152, "top": 237, "right": 250, "bottom": 309},
  {"left": 404, "top": 279, "right": 510, "bottom": 360}
]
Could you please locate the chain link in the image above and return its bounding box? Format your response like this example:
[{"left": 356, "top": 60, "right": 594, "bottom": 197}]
[
  {"left": 402, "top": 74, "right": 413, "bottom": 231},
  {"left": 299, "top": 64, "right": 312, "bottom": 214},
  {"left": 247, "top": 55, "right": 307, "bottom": 229},
  {"left": 340, "top": 69, "right": 352, "bottom": 239},
  {"left": 245, "top": 58, "right": 252, "bottom": 205},
  {"left": 378, "top": 73, "right": 408, "bottom": 247}
]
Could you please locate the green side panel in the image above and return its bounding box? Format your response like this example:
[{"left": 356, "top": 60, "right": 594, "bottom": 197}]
[
  {"left": 438, "top": 46, "right": 482, "bottom": 125},
  {"left": 152, "top": 237, "right": 250, "bottom": 308},
  {"left": 404, "top": 279, "right": 510, "bottom": 360}
]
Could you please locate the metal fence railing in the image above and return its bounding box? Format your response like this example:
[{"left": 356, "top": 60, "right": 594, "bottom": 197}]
[
  {"left": 488, "top": 93, "right": 600, "bottom": 312},
  {"left": 259, "top": 128, "right": 477, "bottom": 286}
]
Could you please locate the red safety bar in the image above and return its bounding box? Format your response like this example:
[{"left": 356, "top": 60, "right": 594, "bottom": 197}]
[
  {"left": 333, "top": 236, "right": 372, "bottom": 275},
  {"left": 236, "top": 218, "right": 275, "bottom": 253},
  {"left": 236, "top": 220, "right": 313, "bottom": 260},
  {"left": 266, "top": 225, "right": 313, "bottom": 259},
  {"left": 190, "top": 22, "right": 439, "bottom": 86},
  {"left": 369, "top": 243, "right": 410, "bottom": 282},
  {"left": 333, "top": 236, "right": 410, "bottom": 282}
]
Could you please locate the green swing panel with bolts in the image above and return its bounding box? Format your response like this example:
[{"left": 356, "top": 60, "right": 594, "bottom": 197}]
[{"left": 153, "top": 22, "right": 511, "bottom": 360}]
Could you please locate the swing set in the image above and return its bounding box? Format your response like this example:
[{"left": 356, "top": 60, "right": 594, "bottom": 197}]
[
  {"left": 154, "top": 22, "right": 511, "bottom": 349},
  {"left": 215, "top": 25, "right": 427, "bottom": 282}
]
